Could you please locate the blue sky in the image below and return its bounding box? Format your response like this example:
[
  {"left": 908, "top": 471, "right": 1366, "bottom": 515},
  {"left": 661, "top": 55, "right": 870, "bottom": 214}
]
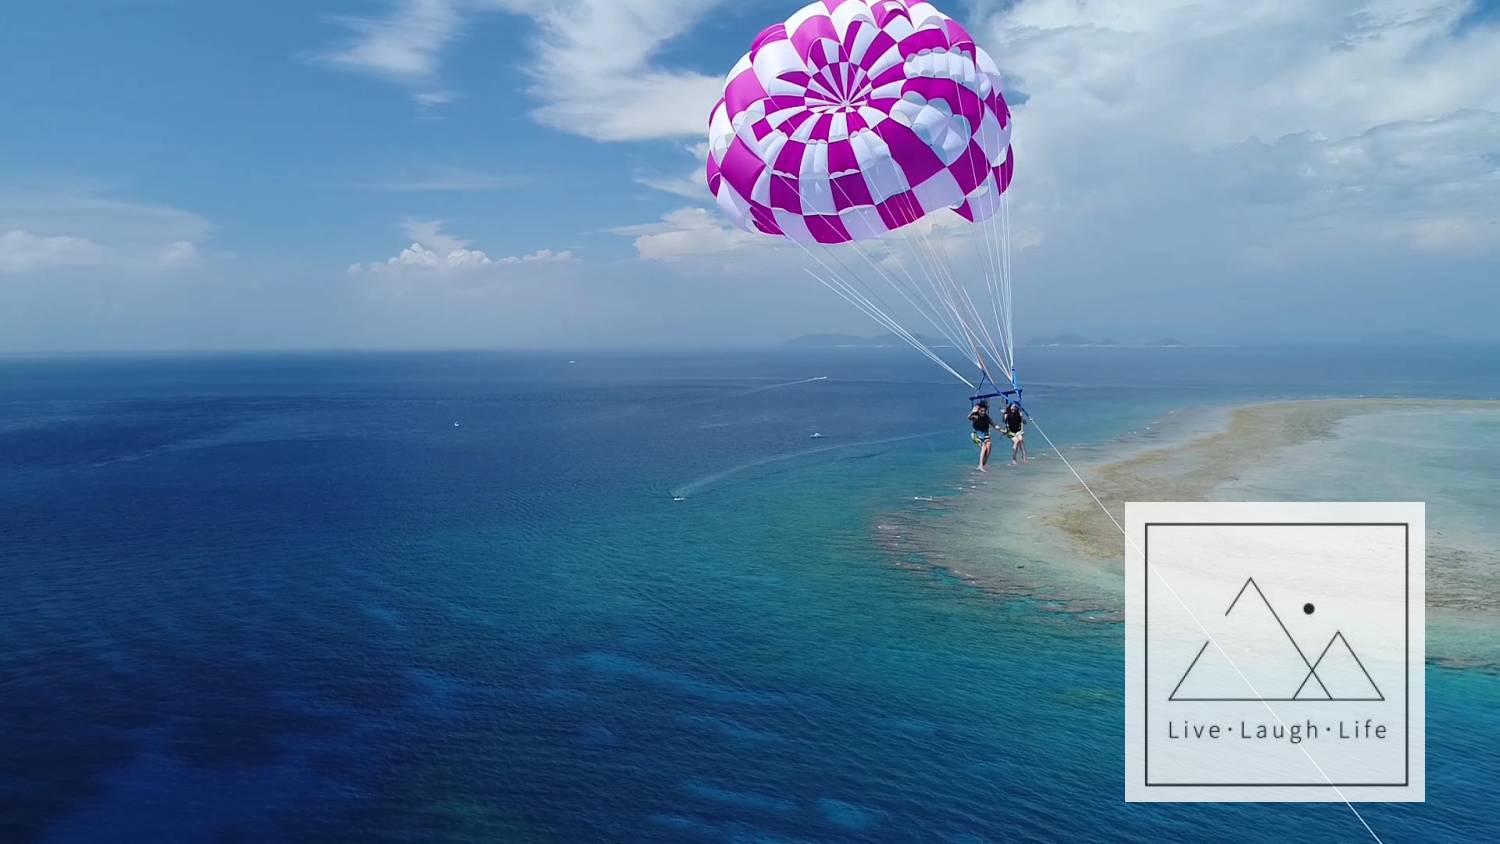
[
  {"left": 1, "top": 0, "right": 1497, "bottom": 350},
  {"left": 1, "top": 1, "right": 695, "bottom": 264}
]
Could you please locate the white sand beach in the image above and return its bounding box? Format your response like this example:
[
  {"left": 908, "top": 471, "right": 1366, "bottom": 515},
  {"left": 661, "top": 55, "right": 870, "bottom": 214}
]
[{"left": 888, "top": 399, "right": 1500, "bottom": 666}]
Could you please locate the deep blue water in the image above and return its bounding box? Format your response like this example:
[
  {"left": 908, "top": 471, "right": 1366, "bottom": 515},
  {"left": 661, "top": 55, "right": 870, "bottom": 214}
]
[{"left": 1, "top": 346, "right": 1498, "bottom": 842}]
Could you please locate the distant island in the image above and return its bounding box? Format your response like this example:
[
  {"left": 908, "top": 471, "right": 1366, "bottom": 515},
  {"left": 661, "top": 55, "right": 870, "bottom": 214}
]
[
  {"left": 1024, "top": 335, "right": 1188, "bottom": 348},
  {"left": 1025, "top": 333, "right": 1095, "bottom": 347},
  {"left": 783, "top": 332, "right": 952, "bottom": 348},
  {"left": 786, "top": 332, "right": 1194, "bottom": 348}
]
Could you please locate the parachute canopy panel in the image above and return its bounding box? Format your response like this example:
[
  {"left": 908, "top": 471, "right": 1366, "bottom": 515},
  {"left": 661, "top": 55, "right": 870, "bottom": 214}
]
[{"left": 706, "top": 0, "right": 1015, "bottom": 245}]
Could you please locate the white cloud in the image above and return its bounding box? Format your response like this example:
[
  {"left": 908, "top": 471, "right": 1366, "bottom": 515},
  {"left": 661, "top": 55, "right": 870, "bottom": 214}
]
[
  {"left": 351, "top": 219, "right": 575, "bottom": 274},
  {"left": 158, "top": 240, "right": 200, "bottom": 266},
  {"left": 0, "top": 189, "right": 213, "bottom": 247},
  {"left": 353, "top": 241, "right": 497, "bottom": 273},
  {"left": 1196, "top": 109, "right": 1500, "bottom": 249},
  {"left": 401, "top": 218, "right": 470, "bottom": 253},
  {"left": 992, "top": 0, "right": 1500, "bottom": 144},
  {"left": 619, "top": 1, "right": 1496, "bottom": 341},
  {"left": 636, "top": 143, "right": 712, "bottom": 198},
  {"left": 317, "top": 0, "right": 464, "bottom": 99},
  {"left": 982, "top": 1, "right": 1500, "bottom": 224},
  {"left": 611, "top": 207, "right": 764, "bottom": 261},
  {"left": 0, "top": 189, "right": 213, "bottom": 275},
  {"left": 940, "top": 0, "right": 1500, "bottom": 341},
  {"left": 413, "top": 90, "right": 460, "bottom": 109},
  {"left": 500, "top": 248, "right": 575, "bottom": 264},
  {"left": 316, "top": 0, "right": 726, "bottom": 136},
  {"left": 615, "top": 200, "right": 1043, "bottom": 266},
  {"left": 1409, "top": 217, "right": 1493, "bottom": 253},
  {"left": 524, "top": 0, "right": 726, "bottom": 141},
  {"left": 634, "top": 169, "right": 704, "bottom": 200},
  {"left": 0, "top": 230, "right": 105, "bottom": 274},
  {"left": 314, "top": 0, "right": 1498, "bottom": 342}
]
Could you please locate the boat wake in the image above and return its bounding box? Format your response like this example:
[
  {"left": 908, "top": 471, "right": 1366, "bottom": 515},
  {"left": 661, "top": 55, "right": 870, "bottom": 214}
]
[
  {"left": 671, "top": 430, "right": 942, "bottom": 499},
  {"left": 676, "top": 376, "right": 830, "bottom": 410},
  {"left": 730, "top": 375, "right": 829, "bottom": 398}
]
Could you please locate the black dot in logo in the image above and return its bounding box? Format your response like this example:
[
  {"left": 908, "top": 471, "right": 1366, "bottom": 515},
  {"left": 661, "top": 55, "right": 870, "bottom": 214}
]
[{"left": 1303, "top": 603, "right": 1316, "bottom": 615}]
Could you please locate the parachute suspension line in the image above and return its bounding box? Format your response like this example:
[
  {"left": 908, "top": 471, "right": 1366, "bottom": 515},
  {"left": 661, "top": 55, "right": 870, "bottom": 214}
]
[
  {"left": 769, "top": 165, "right": 996, "bottom": 384},
  {"left": 800, "top": 174, "right": 1010, "bottom": 395},
  {"left": 935, "top": 243, "right": 1007, "bottom": 382},
  {"left": 891, "top": 229, "right": 973, "bottom": 358},
  {"left": 780, "top": 237, "right": 926, "bottom": 360},
  {"left": 943, "top": 248, "right": 1007, "bottom": 373},
  {"left": 983, "top": 226, "right": 1008, "bottom": 372},
  {"left": 980, "top": 197, "right": 1007, "bottom": 371},
  {"left": 762, "top": 98, "right": 1008, "bottom": 389},
  {"left": 884, "top": 176, "right": 1007, "bottom": 380},
  {"left": 759, "top": 196, "right": 969, "bottom": 388},
  {"left": 776, "top": 235, "right": 958, "bottom": 379},
  {"left": 893, "top": 198, "right": 988, "bottom": 364},
  {"left": 1000, "top": 192, "right": 1016, "bottom": 369},
  {"left": 877, "top": 190, "right": 974, "bottom": 352},
  {"left": 817, "top": 237, "right": 952, "bottom": 350},
  {"left": 971, "top": 192, "right": 1006, "bottom": 373},
  {"left": 980, "top": 156, "right": 1012, "bottom": 373},
  {"left": 923, "top": 203, "right": 1008, "bottom": 377},
  {"left": 880, "top": 218, "right": 969, "bottom": 348},
  {"left": 804, "top": 267, "right": 975, "bottom": 388},
  {"left": 815, "top": 184, "right": 981, "bottom": 359},
  {"left": 942, "top": 58, "right": 1014, "bottom": 376},
  {"left": 807, "top": 267, "right": 935, "bottom": 357},
  {"left": 978, "top": 197, "right": 1006, "bottom": 375},
  {"left": 966, "top": 84, "right": 1012, "bottom": 378},
  {"left": 824, "top": 266, "right": 967, "bottom": 378},
  {"left": 936, "top": 247, "right": 1004, "bottom": 382},
  {"left": 879, "top": 239, "right": 976, "bottom": 356},
  {"left": 996, "top": 201, "right": 1011, "bottom": 369},
  {"left": 763, "top": 166, "right": 975, "bottom": 363},
  {"left": 762, "top": 160, "right": 972, "bottom": 355},
  {"left": 859, "top": 171, "right": 967, "bottom": 344}
]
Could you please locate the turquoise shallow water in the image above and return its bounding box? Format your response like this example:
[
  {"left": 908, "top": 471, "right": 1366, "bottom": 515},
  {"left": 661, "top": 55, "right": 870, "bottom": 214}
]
[{"left": 1, "top": 346, "right": 1498, "bottom": 842}]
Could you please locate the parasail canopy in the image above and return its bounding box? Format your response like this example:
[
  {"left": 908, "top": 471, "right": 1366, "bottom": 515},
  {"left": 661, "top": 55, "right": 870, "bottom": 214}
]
[{"left": 706, "top": 0, "right": 1020, "bottom": 393}]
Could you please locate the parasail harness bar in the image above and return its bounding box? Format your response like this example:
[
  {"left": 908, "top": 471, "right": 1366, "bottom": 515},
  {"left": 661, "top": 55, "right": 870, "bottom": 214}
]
[{"left": 969, "top": 368, "right": 1027, "bottom": 417}]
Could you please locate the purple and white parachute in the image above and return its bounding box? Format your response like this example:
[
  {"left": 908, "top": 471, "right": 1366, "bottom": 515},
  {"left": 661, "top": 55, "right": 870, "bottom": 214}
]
[
  {"left": 707, "top": 0, "right": 1013, "bottom": 244},
  {"left": 707, "top": 0, "right": 1019, "bottom": 390}
]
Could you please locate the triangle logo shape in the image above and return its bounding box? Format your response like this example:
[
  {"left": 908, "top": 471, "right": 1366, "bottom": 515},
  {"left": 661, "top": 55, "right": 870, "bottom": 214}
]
[
  {"left": 1293, "top": 632, "right": 1385, "bottom": 701},
  {"left": 1169, "top": 578, "right": 1319, "bottom": 701}
]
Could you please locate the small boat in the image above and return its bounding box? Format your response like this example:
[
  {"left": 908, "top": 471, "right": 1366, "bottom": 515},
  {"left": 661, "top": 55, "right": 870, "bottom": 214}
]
[{"left": 810, "top": 432, "right": 824, "bottom": 439}]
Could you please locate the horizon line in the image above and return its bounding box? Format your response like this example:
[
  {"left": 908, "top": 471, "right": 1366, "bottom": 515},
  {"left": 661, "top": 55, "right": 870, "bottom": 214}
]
[{"left": 3, "top": 339, "right": 1498, "bottom": 358}]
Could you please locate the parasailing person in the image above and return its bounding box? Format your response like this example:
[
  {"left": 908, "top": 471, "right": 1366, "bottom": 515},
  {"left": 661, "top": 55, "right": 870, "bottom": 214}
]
[
  {"left": 1003, "top": 400, "right": 1027, "bottom": 465},
  {"left": 969, "top": 399, "right": 996, "bottom": 471}
]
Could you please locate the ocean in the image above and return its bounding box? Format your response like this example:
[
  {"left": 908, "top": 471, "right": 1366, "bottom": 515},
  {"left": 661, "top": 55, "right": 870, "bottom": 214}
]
[{"left": 2, "top": 345, "right": 1497, "bottom": 842}]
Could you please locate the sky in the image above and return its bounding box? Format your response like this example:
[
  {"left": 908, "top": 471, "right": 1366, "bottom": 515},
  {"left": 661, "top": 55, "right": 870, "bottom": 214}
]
[{"left": 1, "top": 0, "right": 1497, "bottom": 351}]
